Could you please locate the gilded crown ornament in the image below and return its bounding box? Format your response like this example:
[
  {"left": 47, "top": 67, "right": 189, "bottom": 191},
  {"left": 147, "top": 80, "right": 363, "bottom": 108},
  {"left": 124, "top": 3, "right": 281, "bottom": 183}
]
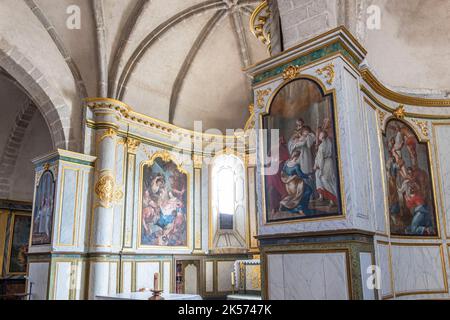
[{"left": 282, "top": 65, "right": 300, "bottom": 81}]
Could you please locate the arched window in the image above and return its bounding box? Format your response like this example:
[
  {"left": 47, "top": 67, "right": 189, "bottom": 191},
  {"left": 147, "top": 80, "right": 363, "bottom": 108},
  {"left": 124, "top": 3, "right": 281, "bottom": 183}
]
[{"left": 211, "top": 154, "right": 246, "bottom": 233}]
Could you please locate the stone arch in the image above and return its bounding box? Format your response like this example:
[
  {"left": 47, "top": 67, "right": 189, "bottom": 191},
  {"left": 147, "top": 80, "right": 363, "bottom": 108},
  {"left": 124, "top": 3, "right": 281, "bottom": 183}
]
[{"left": 0, "top": 38, "right": 70, "bottom": 150}]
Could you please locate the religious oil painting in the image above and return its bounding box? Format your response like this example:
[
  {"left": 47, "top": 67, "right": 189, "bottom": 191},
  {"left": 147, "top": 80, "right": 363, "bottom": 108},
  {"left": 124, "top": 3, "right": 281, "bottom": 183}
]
[
  {"left": 141, "top": 154, "right": 188, "bottom": 247},
  {"left": 382, "top": 119, "right": 438, "bottom": 237},
  {"left": 263, "top": 79, "right": 343, "bottom": 223},
  {"left": 8, "top": 214, "right": 31, "bottom": 274},
  {"left": 32, "top": 171, "right": 55, "bottom": 245}
]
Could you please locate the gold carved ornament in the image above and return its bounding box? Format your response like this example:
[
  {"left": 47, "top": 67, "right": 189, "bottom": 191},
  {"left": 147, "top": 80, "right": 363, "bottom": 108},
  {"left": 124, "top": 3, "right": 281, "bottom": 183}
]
[
  {"left": 316, "top": 62, "right": 335, "bottom": 85},
  {"left": 412, "top": 120, "right": 430, "bottom": 137},
  {"left": 99, "top": 128, "right": 117, "bottom": 143},
  {"left": 126, "top": 138, "right": 141, "bottom": 154},
  {"left": 249, "top": 0, "right": 272, "bottom": 54},
  {"left": 192, "top": 154, "right": 203, "bottom": 169},
  {"left": 377, "top": 109, "right": 387, "bottom": 126},
  {"left": 95, "top": 172, "right": 123, "bottom": 208},
  {"left": 250, "top": 265, "right": 262, "bottom": 290},
  {"left": 282, "top": 65, "right": 300, "bottom": 81},
  {"left": 393, "top": 105, "right": 406, "bottom": 119},
  {"left": 256, "top": 89, "right": 272, "bottom": 110},
  {"left": 245, "top": 104, "right": 257, "bottom": 131},
  {"left": 248, "top": 103, "right": 255, "bottom": 115}
]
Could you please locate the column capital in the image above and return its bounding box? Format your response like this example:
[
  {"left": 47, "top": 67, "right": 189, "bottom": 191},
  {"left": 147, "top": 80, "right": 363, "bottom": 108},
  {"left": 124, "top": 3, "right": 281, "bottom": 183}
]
[{"left": 85, "top": 97, "right": 128, "bottom": 128}]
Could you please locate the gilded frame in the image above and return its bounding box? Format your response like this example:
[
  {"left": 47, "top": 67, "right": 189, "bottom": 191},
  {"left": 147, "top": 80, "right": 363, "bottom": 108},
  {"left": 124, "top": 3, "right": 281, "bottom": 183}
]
[
  {"left": 137, "top": 151, "right": 191, "bottom": 250},
  {"left": 259, "top": 74, "right": 347, "bottom": 226}
]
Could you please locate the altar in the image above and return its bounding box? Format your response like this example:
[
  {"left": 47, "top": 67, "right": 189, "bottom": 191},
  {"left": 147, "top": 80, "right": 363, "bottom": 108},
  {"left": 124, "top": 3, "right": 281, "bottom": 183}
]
[{"left": 96, "top": 292, "right": 202, "bottom": 301}]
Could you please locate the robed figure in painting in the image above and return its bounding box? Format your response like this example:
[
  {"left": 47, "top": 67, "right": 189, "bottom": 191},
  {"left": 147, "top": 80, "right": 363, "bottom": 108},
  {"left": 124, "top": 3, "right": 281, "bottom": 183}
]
[
  {"left": 141, "top": 156, "right": 188, "bottom": 247},
  {"left": 383, "top": 120, "right": 437, "bottom": 236},
  {"left": 32, "top": 171, "right": 55, "bottom": 245},
  {"left": 263, "top": 79, "right": 343, "bottom": 223}
]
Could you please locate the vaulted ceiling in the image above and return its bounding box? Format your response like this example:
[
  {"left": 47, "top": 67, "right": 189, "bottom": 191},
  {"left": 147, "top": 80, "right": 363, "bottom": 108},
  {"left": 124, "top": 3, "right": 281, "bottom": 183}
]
[{"left": 24, "top": 0, "right": 269, "bottom": 131}]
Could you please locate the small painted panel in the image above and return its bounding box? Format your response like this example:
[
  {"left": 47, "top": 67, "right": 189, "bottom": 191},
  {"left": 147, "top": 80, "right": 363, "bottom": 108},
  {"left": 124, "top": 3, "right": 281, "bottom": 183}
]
[
  {"left": 32, "top": 171, "right": 56, "bottom": 245},
  {"left": 8, "top": 214, "right": 31, "bottom": 274},
  {"left": 382, "top": 120, "right": 438, "bottom": 237}
]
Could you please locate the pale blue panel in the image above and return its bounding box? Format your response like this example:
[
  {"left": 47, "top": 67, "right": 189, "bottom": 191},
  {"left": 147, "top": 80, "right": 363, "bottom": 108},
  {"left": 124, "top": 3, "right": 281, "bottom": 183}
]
[{"left": 59, "top": 169, "right": 78, "bottom": 246}]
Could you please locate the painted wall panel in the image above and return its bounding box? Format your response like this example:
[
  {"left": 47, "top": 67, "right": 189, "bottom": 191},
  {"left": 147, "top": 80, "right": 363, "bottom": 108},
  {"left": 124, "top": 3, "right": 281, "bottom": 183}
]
[
  {"left": 58, "top": 169, "right": 78, "bottom": 246},
  {"left": 205, "top": 261, "right": 214, "bottom": 293},
  {"left": 391, "top": 245, "right": 446, "bottom": 295},
  {"left": 28, "top": 262, "right": 49, "bottom": 300},
  {"left": 359, "top": 252, "right": 375, "bottom": 300},
  {"left": 135, "top": 261, "right": 159, "bottom": 291},
  {"left": 267, "top": 252, "right": 349, "bottom": 300},
  {"left": 54, "top": 262, "right": 72, "bottom": 300},
  {"left": 217, "top": 261, "right": 234, "bottom": 292}
]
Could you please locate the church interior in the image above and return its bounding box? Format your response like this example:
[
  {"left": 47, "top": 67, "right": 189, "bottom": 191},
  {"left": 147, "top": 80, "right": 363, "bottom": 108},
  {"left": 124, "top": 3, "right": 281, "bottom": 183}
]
[{"left": 0, "top": 0, "right": 450, "bottom": 301}]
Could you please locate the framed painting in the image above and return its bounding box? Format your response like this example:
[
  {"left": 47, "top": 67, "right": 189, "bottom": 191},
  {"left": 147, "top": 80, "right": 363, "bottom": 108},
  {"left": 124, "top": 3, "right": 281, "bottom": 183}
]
[
  {"left": 7, "top": 213, "right": 31, "bottom": 274},
  {"left": 140, "top": 152, "right": 189, "bottom": 248},
  {"left": 32, "top": 170, "right": 56, "bottom": 245},
  {"left": 382, "top": 119, "right": 438, "bottom": 237},
  {"left": 262, "top": 78, "right": 343, "bottom": 224}
]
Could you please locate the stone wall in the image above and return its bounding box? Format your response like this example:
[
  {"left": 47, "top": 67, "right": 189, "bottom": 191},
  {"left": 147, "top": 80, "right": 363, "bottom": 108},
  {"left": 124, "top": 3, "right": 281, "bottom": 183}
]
[{"left": 277, "top": 0, "right": 338, "bottom": 48}]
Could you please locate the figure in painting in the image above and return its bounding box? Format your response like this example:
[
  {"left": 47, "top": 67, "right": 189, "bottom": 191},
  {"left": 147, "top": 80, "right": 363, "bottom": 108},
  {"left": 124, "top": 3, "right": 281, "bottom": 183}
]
[
  {"left": 9, "top": 215, "right": 31, "bottom": 273},
  {"left": 383, "top": 120, "right": 437, "bottom": 236},
  {"left": 279, "top": 150, "right": 314, "bottom": 216},
  {"left": 314, "top": 130, "right": 338, "bottom": 207},
  {"left": 32, "top": 171, "right": 55, "bottom": 245},
  {"left": 264, "top": 79, "right": 342, "bottom": 223},
  {"left": 141, "top": 156, "right": 188, "bottom": 247}
]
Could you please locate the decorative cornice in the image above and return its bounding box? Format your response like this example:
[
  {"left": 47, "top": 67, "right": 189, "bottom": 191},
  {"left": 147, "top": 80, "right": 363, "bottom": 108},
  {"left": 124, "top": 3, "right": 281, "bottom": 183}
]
[
  {"left": 361, "top": 68, "right": 450, "bottom": 107},
  {"left": 85, "top": 98, "right": 250, "bottom": 148},
  {"left": 246, "top": 26, "right": 367, "bottom": 84},
  {"left": 361, "top": 86, "right": 450, "bottom": 120}
]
